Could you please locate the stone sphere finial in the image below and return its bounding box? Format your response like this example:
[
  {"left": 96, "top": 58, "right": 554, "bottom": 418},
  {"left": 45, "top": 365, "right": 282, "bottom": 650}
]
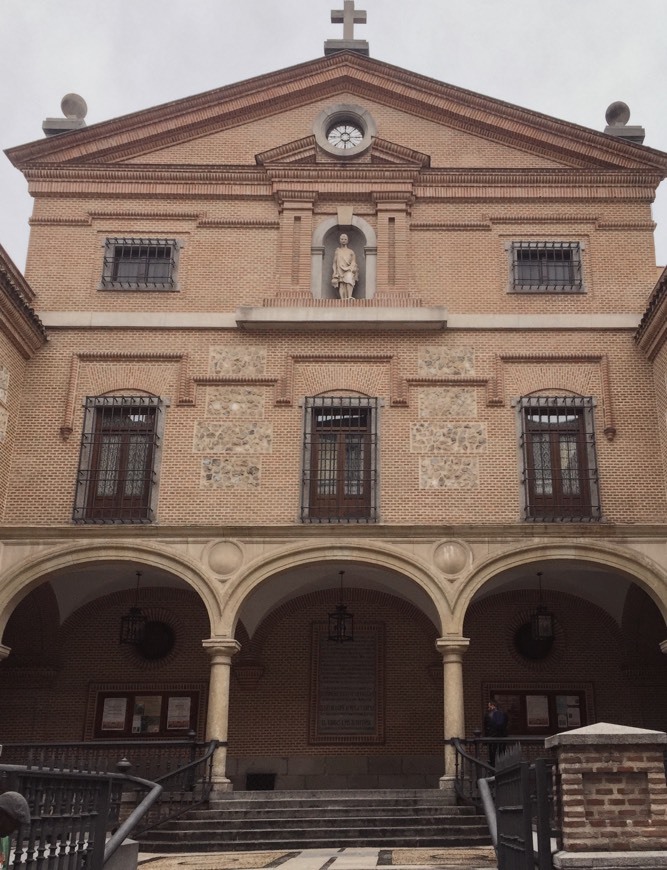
[
  {"left": 605, "top": 101, "right": 631, "bottom": 128},
  {"left": 61, "top": 93, "right": 88, "bottom": 121}
]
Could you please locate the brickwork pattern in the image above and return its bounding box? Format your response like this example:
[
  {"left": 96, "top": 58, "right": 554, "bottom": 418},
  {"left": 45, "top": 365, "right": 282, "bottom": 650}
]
[{"left": 558, "top": 746, "right": 667, "bottom": 851}]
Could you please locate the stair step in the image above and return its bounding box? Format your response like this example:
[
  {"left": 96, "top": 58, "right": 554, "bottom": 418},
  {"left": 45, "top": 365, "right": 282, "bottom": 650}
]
[{"left": 137, "top": 789, "right": 491, "bottom": 853}]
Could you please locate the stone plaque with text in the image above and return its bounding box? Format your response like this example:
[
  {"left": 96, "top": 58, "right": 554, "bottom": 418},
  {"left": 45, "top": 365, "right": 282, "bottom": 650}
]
[{"left": 309, "top": 622, "right": 384, "bottom": 744}]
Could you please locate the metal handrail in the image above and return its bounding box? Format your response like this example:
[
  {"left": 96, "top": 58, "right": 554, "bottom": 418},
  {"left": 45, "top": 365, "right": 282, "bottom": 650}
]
[
  {"left": 477, "top": 775, "right": 497, "bottom": 851},
  {"left": 103, "top": 773, "right": 162, "bottom": 865},
  {"left": 0, "top": 761, "right": 161, "bottom": 867}
]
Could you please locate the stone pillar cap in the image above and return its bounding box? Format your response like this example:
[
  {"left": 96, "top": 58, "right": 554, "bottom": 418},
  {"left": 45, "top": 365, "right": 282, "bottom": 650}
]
[{"left": 545, "top": 721, "right": 667, "bottom": 749}]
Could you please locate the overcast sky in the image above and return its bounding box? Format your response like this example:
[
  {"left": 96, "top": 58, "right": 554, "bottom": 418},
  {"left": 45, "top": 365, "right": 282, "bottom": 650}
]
[{"left": 1, "top": 0, "right": 666, "bottom": 273}]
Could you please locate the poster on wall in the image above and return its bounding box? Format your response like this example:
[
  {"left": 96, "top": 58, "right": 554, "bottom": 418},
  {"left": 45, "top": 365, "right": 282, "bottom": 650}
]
[
  {"left": 167, "top": 696, "right": 192, "bottom": 730},
  {"left": 132, "top": 696, "right": 162, "bottom": 734},
  {"left": 101, "top": 697, "right": 127, "bottom": 731},
  {"left": 557, "top": 695, "right": 581, "bottom": 728},
  {"left": 526, "top": 694, "right": 550, "bottom": 728}
]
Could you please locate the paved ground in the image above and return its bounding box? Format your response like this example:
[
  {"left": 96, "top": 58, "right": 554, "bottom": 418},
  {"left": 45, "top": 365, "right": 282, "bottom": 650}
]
[{"left": 137, "top": 846, "right": 497, "bottom": 870}]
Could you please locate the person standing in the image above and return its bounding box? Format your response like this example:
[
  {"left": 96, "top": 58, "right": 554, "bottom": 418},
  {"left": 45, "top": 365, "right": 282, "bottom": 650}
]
[
  {"left": 483, "top": 700, "right": 508, "bottom": 766},
  {"left": 0, "top": 792, "right": 30, "bottom": 869}
]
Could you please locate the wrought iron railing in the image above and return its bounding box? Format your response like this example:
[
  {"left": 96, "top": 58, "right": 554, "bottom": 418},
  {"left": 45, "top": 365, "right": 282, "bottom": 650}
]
[
  {"left": 0, "top": 761, "right": 161, "bottom": 868},
  {"left": 0, "top": 736, "right": 202, "bottom": 782},
  {"left": 0, "top": 737, "right": 220, "bottom": 852}
]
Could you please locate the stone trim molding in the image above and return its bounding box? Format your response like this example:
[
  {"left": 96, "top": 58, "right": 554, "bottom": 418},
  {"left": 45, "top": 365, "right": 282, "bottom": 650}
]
[
  {"left": 275, "top": 353, "right": 407, "bottom": 407},
  {"left": 8, "top": 54, "right": 667, "bottom": 172},
  {"left": 60, "top": 351, "right": 193, "bottom": 440},
  {"left": 490, "top": 353, "right": 616, "bottom": 440}
]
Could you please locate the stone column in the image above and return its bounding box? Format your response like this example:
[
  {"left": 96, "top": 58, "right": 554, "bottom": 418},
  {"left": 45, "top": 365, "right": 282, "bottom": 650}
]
[
  {"left": 436, "top": 636, "right": 470, "bottom": 798},
  {"left": 546, "top": 723, "right": 667, "bottom": 869},
  {"left": 202, "top": 637, "right": 241, "bottom": 792},
  {"left": 0, "top": 644, "right": 11, "bottom": 661}
]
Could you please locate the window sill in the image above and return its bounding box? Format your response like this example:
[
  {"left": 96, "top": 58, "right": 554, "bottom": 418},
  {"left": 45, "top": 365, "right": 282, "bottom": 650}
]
[{"left": 508, "top": 286, "right": 585, "bottom": 295}]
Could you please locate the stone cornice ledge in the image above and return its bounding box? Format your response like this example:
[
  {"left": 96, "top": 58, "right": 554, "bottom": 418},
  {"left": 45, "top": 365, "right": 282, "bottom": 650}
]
[
  {"left": 235, "top": 306, "right": 447, "bottom": 330},
  {"left": 38, "top": 311, "right": 638, "bottom": 331}
]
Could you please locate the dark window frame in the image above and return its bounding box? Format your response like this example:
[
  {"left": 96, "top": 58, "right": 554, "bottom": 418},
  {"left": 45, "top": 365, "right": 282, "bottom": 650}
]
[
  {"left": 301, "top": 396, "right": 379, "bottom": 523},
  {"left": 73, "top": 396, "right": 164, "bottom": 524},
  {"left": 508, "top": 241, "right": 584, "bottom": 293},
  {"left": 517, "top": 396, "right": 601, "bottom": 522},
  {"left": 94, "top": 689, "right": 199, "bottom": 738},
  {"left": 100, "top": 237, "right": 179, "bottom": 291}
]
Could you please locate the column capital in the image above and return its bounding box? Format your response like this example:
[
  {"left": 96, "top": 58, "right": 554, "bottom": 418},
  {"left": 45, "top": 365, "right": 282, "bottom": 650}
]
[
  {"left": 435, "top": 637, "right": 470, "bottom": 661},
  {"left": 202, "top": 637, "right": 241, "bottom": 661}
]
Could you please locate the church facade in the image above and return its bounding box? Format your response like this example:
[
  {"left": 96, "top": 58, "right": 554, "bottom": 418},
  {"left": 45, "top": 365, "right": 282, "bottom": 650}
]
[{"left": 1, "top": 32, "right": 667, "bottom": 792}]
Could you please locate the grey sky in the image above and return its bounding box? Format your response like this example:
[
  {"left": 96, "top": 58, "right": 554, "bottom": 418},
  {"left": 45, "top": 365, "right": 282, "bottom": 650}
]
[{"left": 1, "top": 0, "right": 666, "bottom": 272}]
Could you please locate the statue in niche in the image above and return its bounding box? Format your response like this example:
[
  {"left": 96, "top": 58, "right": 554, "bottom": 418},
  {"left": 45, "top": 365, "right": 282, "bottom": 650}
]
[{"left": 331, "top": 233, "right": 359, "bottom": 301}]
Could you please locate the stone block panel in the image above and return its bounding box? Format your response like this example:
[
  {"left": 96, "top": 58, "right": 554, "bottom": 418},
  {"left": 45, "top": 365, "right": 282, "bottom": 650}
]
[
  {"left": 411, "top": 421, "right": 487, "bottom": 453},
  {"left": 209, "top": 346, "right": 267, "bottom": 377},
  {"left": 418, "top": 346, "right": 475, "bottom": 377},
  {"left": 193, "top": 421, "right": 272, "bottom": 453},
  {"left": 206, "top": 386, "right": 265, "bottom": 418},
  {"left": 201, "top": 457, "right": 261, "bottom": 489},
  {"left": 418, "top": 386, "right": 477, "bottom": 419},
  {"left": 420, "top": 456, "right": 479, "bottom": 489}
]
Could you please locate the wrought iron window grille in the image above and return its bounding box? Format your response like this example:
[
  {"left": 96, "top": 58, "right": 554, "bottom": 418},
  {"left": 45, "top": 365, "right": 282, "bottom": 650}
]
[
  {"left": 101, "top": 238, "right": 178, "bottom": 290},
  {"left": 518, "top": 396, "right": 601, "bottom": 522},
  {"left": 73, "top": 396, "right": 163, "bottom": 524},
  {"left": 510, "top": 241, "right": 583, "bottom": 293},
  {"left": 301, "top": 396, "right": 379, "bottom": 524}
]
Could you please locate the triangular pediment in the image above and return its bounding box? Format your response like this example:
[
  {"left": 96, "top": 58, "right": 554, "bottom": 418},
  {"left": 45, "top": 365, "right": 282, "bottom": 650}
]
[
  {"left": 255, "top": 135, "right": 430, "bottom": 167},
  {"left": 6, "top": 52, "right": 667, "bottom": 175}
]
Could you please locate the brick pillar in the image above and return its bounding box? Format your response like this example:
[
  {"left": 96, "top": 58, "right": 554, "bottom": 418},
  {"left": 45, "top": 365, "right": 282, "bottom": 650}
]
[
  {"left": 373, "top": 192, "right": 413, "bottom": 299},
  {"left": 275, "top": 191, "right": 318, "bottom": 296},
  {"left": 202, "top": 637, "right": 241, "bottom": 793},
  {"left": 546, "top": 723, "right": 667, "bottom": 869}
]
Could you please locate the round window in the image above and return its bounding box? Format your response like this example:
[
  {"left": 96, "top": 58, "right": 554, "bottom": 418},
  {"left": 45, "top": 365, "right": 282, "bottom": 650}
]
[
  {"left": 326, "top": 121, "right": 364, "bottom": 150},
  {"left": 137, "top": 621, "right": 176, "bottom": 661},
  {"left": 513, "top": 622, "right": 554, "bottom": 661},
  {"left": 313, "top": 104, "right": 377, "bottom": 158}
]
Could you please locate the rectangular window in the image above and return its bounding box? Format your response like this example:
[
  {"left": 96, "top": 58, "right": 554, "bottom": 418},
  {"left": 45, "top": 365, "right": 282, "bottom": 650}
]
[
  {"left": 74, "top": 396, "right": 163, "bottom": 524},
  {"left": 101, "top": 238, "right": 178, "bottom": 290},
  {"left": 510, "top": 241, "right": 583, "bottom": 292},
  {"left": 302, "top": 396, "right": 379, "bottom": 523},
  {"left": 518, "top": 396, "right": 600, "bottom": 522}
]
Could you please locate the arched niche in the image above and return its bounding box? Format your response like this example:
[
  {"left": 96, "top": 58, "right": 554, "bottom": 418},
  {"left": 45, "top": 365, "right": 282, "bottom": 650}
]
[{"left": 311, "top": 216, "right": 377, "bottom": 300}]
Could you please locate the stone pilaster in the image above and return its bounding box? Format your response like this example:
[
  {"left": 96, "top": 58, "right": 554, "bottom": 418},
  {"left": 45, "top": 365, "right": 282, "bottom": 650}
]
[{"left": 202, "top": 637, "right": 241, "bottom": 792}]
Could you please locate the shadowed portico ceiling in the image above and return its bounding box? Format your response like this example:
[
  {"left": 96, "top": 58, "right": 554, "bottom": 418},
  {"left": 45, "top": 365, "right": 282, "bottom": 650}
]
[{"left": 6, "top": 52, "right": 667, "bottom": 174}]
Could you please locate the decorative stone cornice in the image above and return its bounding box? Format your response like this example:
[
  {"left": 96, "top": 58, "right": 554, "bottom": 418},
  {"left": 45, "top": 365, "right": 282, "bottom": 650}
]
[
  {"left": 635, "top": 267, "right": 667, "bottom": 359},
  {"left": 0, "top": 243, "right": 47, "bottom": 358},
  {"left": 7, "top": 53, "right": 667, "bottom": 174}
]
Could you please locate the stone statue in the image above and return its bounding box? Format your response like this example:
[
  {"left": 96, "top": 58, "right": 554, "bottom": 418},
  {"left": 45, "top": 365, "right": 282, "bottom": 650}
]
[{"left": 332, "top": 233, "right": 359, "bottom": 301}]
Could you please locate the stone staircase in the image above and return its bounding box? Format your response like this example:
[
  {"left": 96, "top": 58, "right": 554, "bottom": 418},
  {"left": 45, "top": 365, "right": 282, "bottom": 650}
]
[{"left": 138, "top": 789, "right": 491, "bottom": 853}]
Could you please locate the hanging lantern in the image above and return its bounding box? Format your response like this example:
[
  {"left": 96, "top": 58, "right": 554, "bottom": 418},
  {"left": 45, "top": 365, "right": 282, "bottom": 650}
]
[
  {"left": 531, "top": 572, "right": 554, "bottom": 641},
  {"left": 328, "top": 571, "right": 354, "bottom": 642},
  {"left": 120, "top": 571, "right": 147, "bottom": 645}
]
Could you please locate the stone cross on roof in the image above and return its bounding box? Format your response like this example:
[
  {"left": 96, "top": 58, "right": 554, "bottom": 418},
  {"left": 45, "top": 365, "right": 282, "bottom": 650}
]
[
  {"left": 324, "top": 0, "right": 370, "bottom": 57},
  {"left": 332, "top": 1, "right": 367, "bottom": 40}
]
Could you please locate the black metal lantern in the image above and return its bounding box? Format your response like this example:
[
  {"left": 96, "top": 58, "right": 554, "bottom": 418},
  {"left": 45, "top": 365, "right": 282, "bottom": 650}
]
[
  {"left": 328, "top": 570, "right": 354, "bottom": 642},
  {"left": 120, "top": 571, "right": 147, "bottom": 645},
  {"left": 531, "top": 572, "right": 554, "bottom": 641}
]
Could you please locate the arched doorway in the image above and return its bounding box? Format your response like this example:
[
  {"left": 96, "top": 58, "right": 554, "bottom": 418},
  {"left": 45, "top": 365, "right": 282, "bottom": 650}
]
[
  {"left": 0, "top": 556, "right": 214, "bottom": 745},
  {"left": 227, "top": 559, "right": 444, "bottom": 789},
  {"left": 461, "top": 555, "right": 667, "bottom": 741}
]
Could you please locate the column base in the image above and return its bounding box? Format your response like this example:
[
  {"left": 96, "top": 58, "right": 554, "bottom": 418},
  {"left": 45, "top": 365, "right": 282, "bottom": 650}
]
[
  {"left": 438, "top": 775, "right": 458, "bottom": 804},
  {"left": 210, "top": 777, "right": 234, "bottom": 794}
]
